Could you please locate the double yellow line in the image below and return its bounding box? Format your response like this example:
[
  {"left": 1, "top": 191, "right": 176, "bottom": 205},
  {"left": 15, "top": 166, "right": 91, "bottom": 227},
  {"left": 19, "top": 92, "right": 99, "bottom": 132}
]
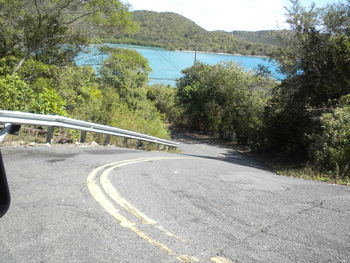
[{"left": 87, "top": 157, "right": 233, "bottom": 263}]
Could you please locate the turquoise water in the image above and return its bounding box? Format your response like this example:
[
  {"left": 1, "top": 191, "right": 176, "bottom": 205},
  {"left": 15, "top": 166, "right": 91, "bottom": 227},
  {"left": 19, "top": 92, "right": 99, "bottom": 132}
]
[{"left": 75, "top": 44, "right": 283, "bottom": 86}]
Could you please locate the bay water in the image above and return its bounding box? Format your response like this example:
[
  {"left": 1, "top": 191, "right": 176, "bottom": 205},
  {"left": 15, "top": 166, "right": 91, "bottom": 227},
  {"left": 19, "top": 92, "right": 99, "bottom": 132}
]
[{"left": 75, "top": 44, "right": 282, "bottom": 86}]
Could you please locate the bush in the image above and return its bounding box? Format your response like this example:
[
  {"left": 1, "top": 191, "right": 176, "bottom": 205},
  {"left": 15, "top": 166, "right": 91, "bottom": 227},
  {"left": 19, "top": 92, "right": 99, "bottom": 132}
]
[
  {"left": 309, "top": 95, "right": 350, "bottom": 179},
  {"left": 176, "top": 62, "right": 276, "bottom": 146},
  {"left": 146, "top": 84, "right": 182, "bottom": 124},
  {"left": 0, "top": 72, "right": 66, "bottom": 115},
  {"left": 0, "top": 74, "right": 34, "bottom": 111}
]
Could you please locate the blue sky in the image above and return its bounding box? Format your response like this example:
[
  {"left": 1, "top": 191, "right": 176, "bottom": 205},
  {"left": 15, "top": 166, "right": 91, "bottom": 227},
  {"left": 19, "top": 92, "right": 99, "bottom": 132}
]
[{"left": 122, "top": 0, "right": 346, "bottom": 31}]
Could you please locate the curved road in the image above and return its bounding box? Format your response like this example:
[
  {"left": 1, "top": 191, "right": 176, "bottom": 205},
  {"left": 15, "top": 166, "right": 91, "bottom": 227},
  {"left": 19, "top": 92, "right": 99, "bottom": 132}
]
[{"left": 0, "top": 132, "right": 349, "bottom": 263}]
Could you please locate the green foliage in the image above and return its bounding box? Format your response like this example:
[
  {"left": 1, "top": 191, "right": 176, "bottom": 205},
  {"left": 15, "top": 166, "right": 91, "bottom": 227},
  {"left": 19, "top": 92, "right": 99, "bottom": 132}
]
[
  {"left": 0, "top": 73, "right": 66, "bottom": 115},
  {"left": 0, "top": 56, "right": 18, "bottom": 75},
  {"left": 106, "top": 102, "right": 170, "bottom": 139},
  {"left": 96, "top": 85, "right": 170, "bottom": 139},
  {"left": 265, "top": 0, "right": 350, "bottom": 157},
  {"left": 0, "top": 0, "right": 171, "bottom": 142},
  {"left": 99, "top": 47, "right": 151, "bottom": 106},
  {"left": 30, "top": 86, "right": 67, "bottom": 115},
  {"left": 231, "top": 30, "right": 289, "bottom": 47},
  {"left": 177, "top": 62, "right": 276, "bottom": 146},
  {"left": 146, "top": 84, "right": 182, "bottom": 123},
  {"left": 100, "top": 47, "right": 150, "bottom": 87},
  {"left": 55, "top": 66, "right": 103, "bottom": 121},
  {"left": 276, "top": 165, "right": 350, "bottom": 185},
  {"left": 309, "top": 96, "right": 350, "bottom": 179},
  {"left": 113, "top": 10, "right": 278, "bottom": 56},
  {"left": 53, "top": 56, "right": 170, "bottom": 139},
  {"left": 0, "top": 74, "right": 33, "bottom": 111},
  {"left": 0, "top": 0, "right": 135, "bottom": 71}
]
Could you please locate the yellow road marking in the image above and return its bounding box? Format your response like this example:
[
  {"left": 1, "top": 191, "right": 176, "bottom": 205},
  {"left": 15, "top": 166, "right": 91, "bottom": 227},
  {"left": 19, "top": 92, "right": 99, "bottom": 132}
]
[
  {"left": 87, "top": 156, "right": 234, "bottom": 263},
  {"left": 101, "top": 164, "right": 157, "bottom": 225},
  {"left": 87, "top": 163, "right": 175, "bottom": 255},
  {"left": 87, "top": 157, "right": 197, "bottom": 261},
  {"left": 210, "top": 256, "right": 234, "bottom": 263},
  {"left": 176, "top": 254, "right": 199, "bottom": 262},
  {"left": 100, "top": 161, "right": 186, "bottom": 242}
]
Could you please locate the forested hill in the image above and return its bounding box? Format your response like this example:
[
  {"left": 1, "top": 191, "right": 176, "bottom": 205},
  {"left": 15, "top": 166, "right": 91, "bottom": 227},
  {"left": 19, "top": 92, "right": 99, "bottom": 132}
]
[
  {"left": 231, "top": 30, "right": 287, "bottom": 46},
  {"left": 112, "top": 10, "right": 279, "bottom": 56}
]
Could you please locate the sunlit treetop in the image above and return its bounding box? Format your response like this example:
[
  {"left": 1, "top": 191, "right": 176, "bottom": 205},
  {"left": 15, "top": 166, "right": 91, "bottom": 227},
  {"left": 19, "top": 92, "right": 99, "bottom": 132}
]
[{"left": 0, "top": 0, "right": 136, "bottom": 71}]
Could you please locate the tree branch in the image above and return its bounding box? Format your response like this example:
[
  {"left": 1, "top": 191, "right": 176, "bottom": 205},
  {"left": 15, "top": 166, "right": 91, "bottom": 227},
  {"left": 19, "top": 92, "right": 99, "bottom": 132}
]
[
  {"left": 13, "top": 47, "right": 36, "bottom": 72},
  {"left": 34, "top": 0, "right": 41, "bottom": 18},
  {"left": 63, "top": 10, "right": 97, "bottom": 26},
  {"left": 44, "top": 33, "right": 88, "bottom": 41},
  {"left": 34, "top": 0, "right": 42, "bottom": 28},
  {"left": 58, "top": 0, "right": 76, "bottom": 12}
]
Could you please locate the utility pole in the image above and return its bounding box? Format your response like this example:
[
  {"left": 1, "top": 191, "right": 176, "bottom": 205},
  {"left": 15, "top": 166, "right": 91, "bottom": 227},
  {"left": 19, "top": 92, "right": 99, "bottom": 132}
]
[{"left": 194, "top": 50, "right": 197, "bottom": 65}]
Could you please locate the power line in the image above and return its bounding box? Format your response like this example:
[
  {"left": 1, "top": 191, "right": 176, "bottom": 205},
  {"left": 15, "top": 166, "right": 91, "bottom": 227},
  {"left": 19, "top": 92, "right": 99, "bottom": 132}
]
[
  {"left": 76, "top": 46, "right": 183, "bottom": 83},
  {"left": 155, "top": 50, "right": 182, "bottom": 71},
  {"left": 159, "top": 50, "right": 182, "bottom": 70},
  {"left": 149, "top": 77, "right": 177, "bottom": 81}
]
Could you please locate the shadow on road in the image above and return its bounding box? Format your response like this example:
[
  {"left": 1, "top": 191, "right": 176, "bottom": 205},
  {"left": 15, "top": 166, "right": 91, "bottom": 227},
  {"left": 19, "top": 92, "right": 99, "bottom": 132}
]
[
  {"left": 181, "top": 151, "right": 271, "bottom": 171},
  {"left": 172, "top": 130, "right": 271, "bottom": 171},
  {"left": 172, "top": 129, "right": 230, "bottom": 148}
]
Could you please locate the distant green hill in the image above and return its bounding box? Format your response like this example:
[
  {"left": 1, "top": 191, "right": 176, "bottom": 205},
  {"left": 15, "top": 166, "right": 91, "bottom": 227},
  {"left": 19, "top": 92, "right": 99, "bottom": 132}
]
[
  {"left": 231, "top": 30, "right": 290, "bottom": 46},
  {"left": 111, "top": 10, "right": 280, "bottom": 56}
]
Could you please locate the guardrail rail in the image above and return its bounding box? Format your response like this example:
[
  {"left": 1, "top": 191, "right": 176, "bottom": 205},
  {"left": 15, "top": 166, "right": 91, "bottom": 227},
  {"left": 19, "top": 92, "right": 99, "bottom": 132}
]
[{"left": 0, "top": 110, "right": 179, "bottom": 149}]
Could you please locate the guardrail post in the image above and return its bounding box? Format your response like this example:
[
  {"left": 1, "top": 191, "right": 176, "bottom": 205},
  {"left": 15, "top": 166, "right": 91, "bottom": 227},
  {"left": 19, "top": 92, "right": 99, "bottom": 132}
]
[
  {"left": 137, "top": 140, "right": 142, "bottom": 149},
  {"left": 104, "top": 134, "right": 110, "bottom": 145},
  {"left": 80, "top": 131, "right": 87, "bottom": 143},
  {"left": 123, "top": 138, "right": 128, "bottom": 147},
  {"left": 46, "top": 126, "right": 54, "bottom": 144}
]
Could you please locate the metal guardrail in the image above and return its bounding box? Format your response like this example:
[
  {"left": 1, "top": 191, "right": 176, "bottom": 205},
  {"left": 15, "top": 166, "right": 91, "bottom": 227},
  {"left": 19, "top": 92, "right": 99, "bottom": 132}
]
[{"left": 0, "top": 110, "right": 179, "bottom": 148}]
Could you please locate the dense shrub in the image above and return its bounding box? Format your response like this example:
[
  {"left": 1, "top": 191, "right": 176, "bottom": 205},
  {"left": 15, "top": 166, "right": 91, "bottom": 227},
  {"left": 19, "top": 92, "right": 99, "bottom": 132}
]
[
  {"left": 0, "top": 74, "right": 33, "bottom": 111},
  {"left": 309, "top": 96, "right": 350, "bottom": 179},
  {"left": 266, "top": 1, "right": 350, "bottom": 157},
  {"left": 0, "top": 73, "right": 66, "bottom": 115},
  {"left": 146, "top": 84, "right": 182, "bottom": 124},
  {"left": 176, "top": 62, "right": 276, "bottom": 146}
]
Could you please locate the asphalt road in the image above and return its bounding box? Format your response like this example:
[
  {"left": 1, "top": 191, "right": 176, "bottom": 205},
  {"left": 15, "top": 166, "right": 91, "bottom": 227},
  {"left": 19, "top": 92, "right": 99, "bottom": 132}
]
[{"left": 0, "top": 132, "right": 349, "bottom": 263}]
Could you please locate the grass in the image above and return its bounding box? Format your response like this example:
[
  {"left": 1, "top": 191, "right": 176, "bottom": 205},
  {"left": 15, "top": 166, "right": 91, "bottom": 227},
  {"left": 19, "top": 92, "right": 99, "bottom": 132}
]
[
  {"left": 255, "top": 152, "right": 350, "bottom": 186},
  {"left": 275, "top": 165, "right": 350, "bottom": 186}
]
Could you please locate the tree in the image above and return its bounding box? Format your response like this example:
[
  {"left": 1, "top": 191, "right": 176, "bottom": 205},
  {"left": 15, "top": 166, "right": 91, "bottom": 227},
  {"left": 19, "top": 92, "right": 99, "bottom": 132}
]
[
  {"left": 177, "top": 62, "right": 275, "bottom": 146},
  {"left": 99, "top": 47, "right": 151, "bottom": 107},
  {"left": 266, "top": 0, "right": 350, "bottom": 156},
  {"left": 147, "top": 84, "right": 181, "bottom": 123},
  {"left": 309, "top": 95, "right": 350, "bottom": 179},
  {"left": 276, "top": 0, "right": 350, "bottom": 105},
  {"left": 0, "top": 0, "right": 135, "bottom": 71}
]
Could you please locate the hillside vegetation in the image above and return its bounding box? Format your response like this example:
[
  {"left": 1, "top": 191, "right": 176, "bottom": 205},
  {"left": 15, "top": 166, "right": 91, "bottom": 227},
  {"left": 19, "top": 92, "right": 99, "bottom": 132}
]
[
  {"left": 112, "top": 11, "right": 279, "bottom": 56},
  {"left": 0, "top": 0, "right": 171, "bottom": 142},
  {"left": 231, "top": 30, "right": 289, "bottom": 46}
]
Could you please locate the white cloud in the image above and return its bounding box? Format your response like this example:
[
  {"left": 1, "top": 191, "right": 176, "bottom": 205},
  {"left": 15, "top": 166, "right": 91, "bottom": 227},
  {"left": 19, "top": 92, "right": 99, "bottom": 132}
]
[
  {"left": 188, "top": 0, "right": 287, "bottom": 31},
  {"left": 122, "top": 0, "right": 342, "bottom": 31}
]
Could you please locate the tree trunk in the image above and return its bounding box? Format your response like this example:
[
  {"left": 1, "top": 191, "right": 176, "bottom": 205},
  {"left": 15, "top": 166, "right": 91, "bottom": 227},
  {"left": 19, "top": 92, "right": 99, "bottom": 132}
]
[{"left": 13, "top": 48, "right": 34, "bottom": 72}]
